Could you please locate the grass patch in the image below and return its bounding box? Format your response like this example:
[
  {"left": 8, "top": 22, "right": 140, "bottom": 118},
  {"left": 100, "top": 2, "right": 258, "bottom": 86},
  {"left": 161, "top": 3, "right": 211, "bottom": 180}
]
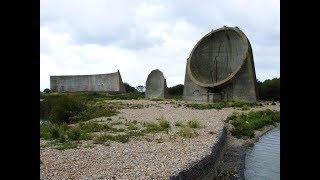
[
  {"left": 188, "top": 119, "right": 200, "bottom": 128},
  {"left": 110, "top": 127, "right": 126, "bottom": 132},
  {"left": 186, "top": 101, "right": 227, "bottom": 110},
  {"left": 142, "top": 118, "right": 171, "bottom": 133},
  {"left": 93, "top": 134, "right": 130, "bottom": 143},
  {"left": 75, "top": 105, "right": 119, "bottom": 122},
  {"left": 158, "top": 117, "right": 170, "bottom": 129},
  {"left": 228, "top": 109, "right": 280, "bottom": 139},
  {"left": 41, "top": 94, "right": 120, "bottom": 124},
  {"left": 40, "top": 123, "right": 69, "bottom": 140},
  {"left": 127, "top": 130, "right": 145, "bottom": 137},
  {"left": 241, "top": 105, "right": 250, "bottom": 111},
  {"left": 178, "top": 126, "right": 199, "bottom": 138},
  {"left": 127, "top": 123, "right": 139, "bottom": 130},
  {"left": 78, "top": 121, "right": 110, "bottom": 133},
  {"left": 55, "top": 141, "right": 78, "bottom": 150}
]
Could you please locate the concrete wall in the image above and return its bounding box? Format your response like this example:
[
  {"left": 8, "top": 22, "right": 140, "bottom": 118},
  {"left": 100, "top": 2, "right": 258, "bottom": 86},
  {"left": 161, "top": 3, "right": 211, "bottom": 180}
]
[
  {"left": 50, "top": 71, "right": 126, "bottom": 93},
  {"left": 170, "top": 126, "right": 227, "bottom": 180},
  {"left": 222, "top": 46, "right": 257, "bottom": 103}
]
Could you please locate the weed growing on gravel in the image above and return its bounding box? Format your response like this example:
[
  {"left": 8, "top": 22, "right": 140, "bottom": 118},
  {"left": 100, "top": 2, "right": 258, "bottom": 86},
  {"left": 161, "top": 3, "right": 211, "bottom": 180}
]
[
  {"left": 93, "top": 135, "right": 108, "bottom": 144},
  {"left": 142, "top": 119, "right": 170, "bottom": 133},
  {"left": 188, "top": 119, "right": 200, "bottom": 128},
  {"left": 227, "top": 109, "right": 280, "bottom": 139},
  {"left": 127, "top": 123, "right": 139, "bottom": 130},
  {"left": 178, "top": 126, "right": 199, "bottom": 138},
  {"left": 127, "top": 130, "right": 145, "bottom": 137},
  {"left": 93, "top": 134, "right": 130, "bottom": 143},
  {"left": 78, "top": 121, "right": 110, "bottom": 133},
  {"left": 110, "top": 127, "right": 126, "bottom": 132},
  {"left": 158, "top": 117, "right": 170, "bottom": 129},
  {"left": 55, "top": 141, "right": 78, "bottom": 150}
]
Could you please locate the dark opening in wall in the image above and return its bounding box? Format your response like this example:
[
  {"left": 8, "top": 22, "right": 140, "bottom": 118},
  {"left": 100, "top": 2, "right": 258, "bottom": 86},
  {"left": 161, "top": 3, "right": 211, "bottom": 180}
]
[{"left": 207, "top": 87, "right": 221, "bottom": 94}]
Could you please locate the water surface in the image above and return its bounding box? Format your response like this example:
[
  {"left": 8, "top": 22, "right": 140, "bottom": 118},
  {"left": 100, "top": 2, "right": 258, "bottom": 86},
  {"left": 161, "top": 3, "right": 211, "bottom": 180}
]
[{"left": 245, "top": 127, "right": 280, "bottom": 180}]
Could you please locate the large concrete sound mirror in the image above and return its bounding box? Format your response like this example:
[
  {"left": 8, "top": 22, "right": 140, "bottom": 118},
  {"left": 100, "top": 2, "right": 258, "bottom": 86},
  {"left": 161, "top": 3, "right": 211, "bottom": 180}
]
[
  {"left": 145, "top": 69, "right": 168, "bottom": 99},
  {"left": 183, "top": 26, "right": 257, "bottom": 103}
]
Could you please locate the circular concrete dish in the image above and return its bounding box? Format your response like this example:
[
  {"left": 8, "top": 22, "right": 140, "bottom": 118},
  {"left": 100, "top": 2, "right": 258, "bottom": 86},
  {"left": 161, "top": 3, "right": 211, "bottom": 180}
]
[{"left": 188, "top": 27, "right": 249, "bottom": 87}]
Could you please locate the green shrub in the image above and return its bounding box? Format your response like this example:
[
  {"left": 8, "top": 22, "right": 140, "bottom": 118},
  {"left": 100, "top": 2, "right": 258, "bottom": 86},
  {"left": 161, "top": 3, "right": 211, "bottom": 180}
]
[
  {"left": 67, "top": 128, "right": 82, "bottom": 141},
  {"left": 231, "top": 121, "right": 255, "bottom": 139},
  {"left": 75, "top": 105, "right": 119, "bottom": 122},
  {"left": 40, "top": 123, "right": 69, "bottom": 140},
  {"left": 47, "top": 95, "right": 85, "bottom": 124},
  {"left": 227, "top": 109, "right": 280, "bottom": 139},
  {"left": 226, "top": 112, "right": 238, "bottom": 122}
]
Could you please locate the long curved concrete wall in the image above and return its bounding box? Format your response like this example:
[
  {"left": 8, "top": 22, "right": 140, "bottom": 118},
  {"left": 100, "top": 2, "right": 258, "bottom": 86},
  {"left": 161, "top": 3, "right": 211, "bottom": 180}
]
[
  {"left": 50, "top": 71, "right": 125, "bottom": 93},
  {"left": 170, "top": 126, "right": 227, "bottom": 180}
]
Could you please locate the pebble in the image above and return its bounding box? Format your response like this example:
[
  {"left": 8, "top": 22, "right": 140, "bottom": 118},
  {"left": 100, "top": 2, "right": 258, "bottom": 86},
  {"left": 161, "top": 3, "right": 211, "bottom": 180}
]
[{"left": 40, "top": 100, "right": 280, "bottom": 179}]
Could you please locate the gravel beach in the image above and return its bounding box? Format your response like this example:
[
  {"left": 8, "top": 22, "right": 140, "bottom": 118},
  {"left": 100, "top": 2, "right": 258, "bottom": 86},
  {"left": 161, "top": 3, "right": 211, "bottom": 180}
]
[{"left": 40, "top": 100, "right": 279, "bottom": 180}]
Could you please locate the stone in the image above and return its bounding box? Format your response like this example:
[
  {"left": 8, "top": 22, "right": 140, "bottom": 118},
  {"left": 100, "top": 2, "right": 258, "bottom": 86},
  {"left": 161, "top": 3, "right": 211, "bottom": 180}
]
[
  {"left": 145, "top": 69, "right": 168, "bottom": 99},
  {"left": 50, "top": 70, "right": 126, "bottom": 93},
  {"left": 183, "top": 26, "right": 257, "bottom": 103}
]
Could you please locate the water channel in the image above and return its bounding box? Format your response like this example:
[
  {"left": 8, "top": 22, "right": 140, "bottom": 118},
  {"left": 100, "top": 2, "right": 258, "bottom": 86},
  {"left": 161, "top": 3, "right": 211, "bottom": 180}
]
[{"left": 244, "top": 127, "right": 280, "bottom": 180}]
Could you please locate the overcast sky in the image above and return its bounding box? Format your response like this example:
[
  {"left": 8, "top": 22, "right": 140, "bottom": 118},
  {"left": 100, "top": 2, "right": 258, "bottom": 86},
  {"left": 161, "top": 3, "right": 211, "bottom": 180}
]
[{"left": 40, "top": 0, "right": 280, "bottom": 91}]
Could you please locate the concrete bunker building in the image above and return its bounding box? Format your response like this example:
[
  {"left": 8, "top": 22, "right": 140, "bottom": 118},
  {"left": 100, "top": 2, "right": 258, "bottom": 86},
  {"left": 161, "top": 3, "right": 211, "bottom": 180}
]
[
  {"left": 50, "top": 70, "right": 126, "bottom": 93},
  {"left": 183, "top": 26, "right": 257, "bottom": 103},
  {"left": 145, "top": 69, "right": 168, "bottom": 99}
]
